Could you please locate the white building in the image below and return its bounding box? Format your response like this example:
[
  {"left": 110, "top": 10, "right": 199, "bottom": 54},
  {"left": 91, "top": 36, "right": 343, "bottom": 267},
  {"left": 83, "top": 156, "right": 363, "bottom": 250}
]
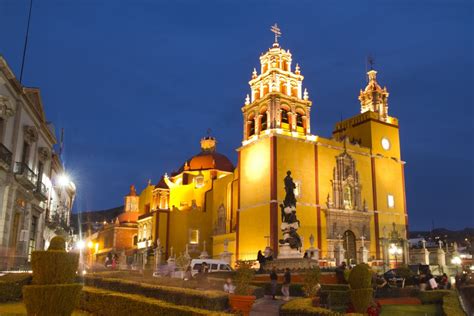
[{"left": 0, "top": 56, "right": 75, "bottom": 270}]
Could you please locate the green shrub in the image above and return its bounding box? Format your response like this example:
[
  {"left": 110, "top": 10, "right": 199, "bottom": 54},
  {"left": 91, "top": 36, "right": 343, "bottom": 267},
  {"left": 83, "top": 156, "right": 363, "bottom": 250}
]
[
  {"left": 233, "top": 261, "right": 255, "bottom": 296},
  {"left": 320, "top": 284, "right": 349, "bottom": 292},
  {"left": 326, "top": 290, "right": 350, "bottom": 309},
  {"left": 302, "top": 267, "right": 321, "bottom": 297},
  {"left": 442, "top": 291, "right": 465, "bottom": 316},
  {"left": 80, "top": 286, "right": 232, "bottom": 316},
  {"left": 280, "top": 298, "right": 364, "bottom": 316},
  {"left": 31, "top": 250, "right": 79, "bottom": 285},
  {"left": 23, "top": 283, "right": 82, "bottom": 316},
  {"left": 48, "top": 236, "right": 66, "bottom": 250},
  {"left": 417, "top": 290, "right": 451, "bottom": 304},
  {"left": 349, "top": 288, "right": 373, "bottom": 313},
  {"left": 348, "top": 263, "right": 371, "bottom": 290},
  {"left": 0, "top": 273, "right": 32, "bottom": 302},
  {"left": 84, "top": 276, "right": 229, "bottom": 311}
]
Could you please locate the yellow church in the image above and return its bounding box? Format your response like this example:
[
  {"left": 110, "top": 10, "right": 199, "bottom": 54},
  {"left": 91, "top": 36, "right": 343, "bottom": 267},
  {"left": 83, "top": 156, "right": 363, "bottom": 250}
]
[{"left": 127, "top": 33, "right": 408, "bottom": 268}]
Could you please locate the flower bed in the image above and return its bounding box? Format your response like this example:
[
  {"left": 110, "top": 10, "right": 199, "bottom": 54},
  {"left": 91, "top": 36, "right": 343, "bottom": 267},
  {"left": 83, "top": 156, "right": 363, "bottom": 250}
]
[
  {"left": 83, "top": 276, "right": 229, "bottom": 311},
  {"left": 79, "top": 286, "right": 232, "bottom": 316}
]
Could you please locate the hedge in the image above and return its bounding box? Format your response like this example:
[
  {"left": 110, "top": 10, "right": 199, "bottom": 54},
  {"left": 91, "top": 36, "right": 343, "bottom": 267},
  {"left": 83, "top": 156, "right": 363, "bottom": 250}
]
[
  {"left": 23, "top": 283, "right": 82, "bottom": 316},
  {"left": 320, "top": 290, "right": 349, "bottom": 310},
  {"left": 84, "top": 276, "right": 229, "bottom": 311},
  {"left": 320, "top": 284, "right": 349, "bottom": 292},
  {"left": 31, "top": 250, "right": 79, "bottom": 285},
  {"left": 416, "top": 290, "right": 452, "bottom": 304},
  {"left": 280, "top": 298, "right": 364, "bottom": 316},
  {"left": 0, "top": 273, "right": 32, "bottom": 302},
  {"left": 375, "top": 287, "right": 419, "bottom": 298},
  {"left": 80, "top": 286, "right": 232, "bottom": 316},
  {"left": 442, "top": 291, "right": 465, "bottom": 316}
]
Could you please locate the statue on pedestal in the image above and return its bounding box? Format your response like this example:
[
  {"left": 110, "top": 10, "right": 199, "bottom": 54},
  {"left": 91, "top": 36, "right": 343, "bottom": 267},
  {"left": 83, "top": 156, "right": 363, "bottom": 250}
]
[{"left": 278, "top": 171, "right": 302, "bottom": 257}]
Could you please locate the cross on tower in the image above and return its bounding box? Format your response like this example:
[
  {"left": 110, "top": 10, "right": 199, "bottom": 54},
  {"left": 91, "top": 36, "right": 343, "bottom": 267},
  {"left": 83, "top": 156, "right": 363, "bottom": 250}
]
[{"left": 270, "top": 23, "right": 282, "bottom": 43}]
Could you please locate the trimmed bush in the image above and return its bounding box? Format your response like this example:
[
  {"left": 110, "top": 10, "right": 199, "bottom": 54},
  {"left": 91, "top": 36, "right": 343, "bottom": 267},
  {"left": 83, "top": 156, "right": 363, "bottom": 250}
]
[
  {"left": 84, "top": 276, "right": 229, "bottom": 311},
  {"left": 349, "top": 288, "right": 373, "bottom": 313},
  {"left": 23, "top": 283, "right": 82, "bottom": 316},
  {"left": 280, "top": 298, "right": 364, "bottom": 316},
  {"left": 442, "top": 291, "right": 465, "bottom": 316},
  {"left": 348, "top": 263, "right": 371, "bottom": 289},
  {"left": 233, "top": 260, "right": 255, "bottom": 296},
  {"left": 320, "top": 284, "right": 349, "bottom": 292},
  {"left": 23, "top": 236, "right": 82, "bottom": 316},
  {"left": 302, "top": 267, "right": 321, "bottom": 297},
  {"left": 80, "top": 286, "right": 232, "bottom": 316},
  {"left": 31, "top": 250, "right": 79, "bottom": 285},
  {"left": 417, "top": 289, "right": 451, "bottom": 304},
  {"left": 0, "top": 273, "right": 32, "bottom": 302},
  {"left": 48, "top": 236, "right": 66, "bottom": 250}
]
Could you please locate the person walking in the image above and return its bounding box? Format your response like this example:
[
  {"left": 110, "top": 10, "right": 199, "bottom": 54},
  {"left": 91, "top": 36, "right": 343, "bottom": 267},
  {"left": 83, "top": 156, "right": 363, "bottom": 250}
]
[
  {"left": 270, "top": 266, "right": 278, "bottom": 300},
  {"left": 282, "top": 268, "right": 291, "bottom": 301}
]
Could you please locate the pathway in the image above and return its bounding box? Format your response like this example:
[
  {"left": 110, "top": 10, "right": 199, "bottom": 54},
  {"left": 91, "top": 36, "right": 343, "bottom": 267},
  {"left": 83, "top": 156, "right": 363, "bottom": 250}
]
[{"left": 250, "top": 296, "right": 286, "bottom": 316}]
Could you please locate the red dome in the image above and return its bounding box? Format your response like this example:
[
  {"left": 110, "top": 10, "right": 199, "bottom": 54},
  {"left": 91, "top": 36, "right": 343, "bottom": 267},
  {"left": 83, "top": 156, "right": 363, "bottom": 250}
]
[{"left": 178, "top": 151, "right": 234, "bottom": 173}]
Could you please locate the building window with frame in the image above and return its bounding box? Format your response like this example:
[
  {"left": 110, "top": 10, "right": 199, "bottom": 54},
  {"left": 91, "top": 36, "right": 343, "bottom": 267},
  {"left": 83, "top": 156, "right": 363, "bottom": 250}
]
[
  {"left": 189, "top": 229, "right": 199, "bottom": 245},
  {"left": 387, "top": 194, "right": 395, "bottom": 208},
  {"left": 260, "top": 111, "right": 268, "bottom": 131},
  {"left": 281, "top": 108, "right": 289, "bottom": 124},
  {"left": 28, "top": 216, "right": 38, "bottom": 262},
  {"left": 21, "top": 141, "right": 30, "bottom": 165}
]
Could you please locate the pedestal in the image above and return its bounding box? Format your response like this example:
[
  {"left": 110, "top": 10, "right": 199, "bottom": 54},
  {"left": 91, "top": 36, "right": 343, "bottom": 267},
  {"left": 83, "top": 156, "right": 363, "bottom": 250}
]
[
  {"left": 335, "top": 246, "right": 345, "bottom": 266},
  {"left": 358, "top": 247, "right": 368, "bottom": 263},
  {"left": 220, "top": 251, "right": 232, "bottom": 264},
  {"left": 278, "top": 243, "right": 302, "bottom": 259}
]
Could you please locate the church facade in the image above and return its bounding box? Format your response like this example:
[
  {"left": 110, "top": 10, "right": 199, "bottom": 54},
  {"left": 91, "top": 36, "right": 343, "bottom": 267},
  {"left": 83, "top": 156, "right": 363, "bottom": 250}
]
[{"left": 98, "top": 38, "right": 408, "bottom": 268}]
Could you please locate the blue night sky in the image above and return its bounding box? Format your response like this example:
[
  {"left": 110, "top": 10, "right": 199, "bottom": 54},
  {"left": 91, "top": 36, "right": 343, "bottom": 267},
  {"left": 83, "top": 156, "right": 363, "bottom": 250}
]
[{"left": 0, "top": 0, "right": 472, "bottom": 230}]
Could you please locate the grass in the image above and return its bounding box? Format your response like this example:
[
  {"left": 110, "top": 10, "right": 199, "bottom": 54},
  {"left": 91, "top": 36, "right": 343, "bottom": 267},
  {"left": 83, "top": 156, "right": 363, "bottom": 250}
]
[
  {"left": 0, "top": 302, "right": 90, "bottom": 316},
  {"left": 380, "top": 304, "right": 443, "bottom": 316}
]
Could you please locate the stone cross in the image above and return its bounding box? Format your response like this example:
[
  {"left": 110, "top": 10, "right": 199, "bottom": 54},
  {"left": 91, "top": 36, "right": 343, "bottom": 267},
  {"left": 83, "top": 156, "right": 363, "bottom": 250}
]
[
  {"left": 270, "top": 23, "right": 282, "bottom": 43},
  {"left": 360, "top": 235, "right": 366, "bottom": 248},
  {"left": 438, "top": 240, "right": 443, "bottom": 249},
  {"left": 170, "top": 246, "right": 174, "bottom": 258},
  {"left": 421, "top": 239, "right": 426, "bottom": 249}
]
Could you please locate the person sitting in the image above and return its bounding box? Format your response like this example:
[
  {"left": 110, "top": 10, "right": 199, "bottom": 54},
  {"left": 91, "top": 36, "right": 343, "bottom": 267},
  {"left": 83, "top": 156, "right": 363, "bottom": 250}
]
[{"left": 223, "top": 278, "right": 235, "bottom": 294}]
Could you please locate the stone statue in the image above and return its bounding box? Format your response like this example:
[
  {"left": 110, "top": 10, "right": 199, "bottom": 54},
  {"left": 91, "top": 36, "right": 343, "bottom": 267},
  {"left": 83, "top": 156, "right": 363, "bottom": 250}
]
[{"left": 279, "top": 170, "right": 302, "bottom": 251}]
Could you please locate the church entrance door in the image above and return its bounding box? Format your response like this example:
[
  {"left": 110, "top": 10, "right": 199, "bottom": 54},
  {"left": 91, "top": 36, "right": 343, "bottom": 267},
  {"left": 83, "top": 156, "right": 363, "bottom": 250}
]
[{"left": 343, "top": 230, "right": 356, "bottom": 264}]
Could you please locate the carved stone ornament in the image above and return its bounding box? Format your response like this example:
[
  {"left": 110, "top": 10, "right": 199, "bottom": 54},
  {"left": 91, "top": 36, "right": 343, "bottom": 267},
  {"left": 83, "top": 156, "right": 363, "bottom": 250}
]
[
  {"left": 38, "top": 147, "right": 51, "bottom": 162},
  {"left": 0, "top": 95, "right": 15, "bottom": 118},
  {"left": 23, "top": 125, "right": 38, "bottom": 144}
]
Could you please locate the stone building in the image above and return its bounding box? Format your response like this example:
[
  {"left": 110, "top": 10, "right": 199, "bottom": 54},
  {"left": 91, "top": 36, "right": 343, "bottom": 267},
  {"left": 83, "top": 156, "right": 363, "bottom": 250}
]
[{"left": 0, "top": 57, "right": 75, "bottom": 270}]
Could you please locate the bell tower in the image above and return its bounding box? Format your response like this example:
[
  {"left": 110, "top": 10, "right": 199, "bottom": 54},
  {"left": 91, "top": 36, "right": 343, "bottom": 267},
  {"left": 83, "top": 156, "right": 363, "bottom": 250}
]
[{"left": 241, "top": 25, "right": 312, "bottom": 143}]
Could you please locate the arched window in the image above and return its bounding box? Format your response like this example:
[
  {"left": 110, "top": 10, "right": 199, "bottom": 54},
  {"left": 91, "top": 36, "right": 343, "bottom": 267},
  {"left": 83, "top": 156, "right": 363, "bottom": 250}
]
[
  {"left": 260, "top": 111, "right": 268, "bottom": 131},
  {"left": 296, "top": 111, "right": 304, "bottom": 128},
  {"left": 281, "top": 108, "right": 289, "bottom": 124},
  {"left": 248, "top": 114, "right": 255, "bottom": 138}
]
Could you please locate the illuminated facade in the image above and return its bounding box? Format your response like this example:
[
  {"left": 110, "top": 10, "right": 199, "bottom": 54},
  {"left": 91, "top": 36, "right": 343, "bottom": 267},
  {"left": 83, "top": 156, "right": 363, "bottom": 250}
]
[{"left": 100, "top": 36, "right": 408, "bottom": 268}]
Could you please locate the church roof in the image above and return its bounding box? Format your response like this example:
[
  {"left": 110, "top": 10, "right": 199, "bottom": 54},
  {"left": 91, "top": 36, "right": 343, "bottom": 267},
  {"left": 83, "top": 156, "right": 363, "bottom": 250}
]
[
  {"left": 177, "top": 151, "right": 234, "bottom": 173},
  {"left": 156, "top": 176, "right": 169, "bottom": 189}
]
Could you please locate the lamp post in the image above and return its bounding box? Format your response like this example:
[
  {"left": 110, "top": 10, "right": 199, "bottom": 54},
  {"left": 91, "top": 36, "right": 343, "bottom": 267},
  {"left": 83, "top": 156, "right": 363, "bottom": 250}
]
[
  {"left": 451, "top": 256, "right": 462, "bottom": 274},
  {"left": 389, "top": 243, "right": 402, "bottom": 268}
]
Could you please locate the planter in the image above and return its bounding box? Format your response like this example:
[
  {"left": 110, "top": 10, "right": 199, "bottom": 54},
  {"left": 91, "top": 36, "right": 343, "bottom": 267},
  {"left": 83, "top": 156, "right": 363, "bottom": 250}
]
[{"left": 229, "top": 294, "right": 256, "bottom": 316}]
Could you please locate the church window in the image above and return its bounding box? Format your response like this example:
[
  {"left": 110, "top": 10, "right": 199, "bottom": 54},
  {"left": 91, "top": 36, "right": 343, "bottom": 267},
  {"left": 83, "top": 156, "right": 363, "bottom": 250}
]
[
  {"left": 133, "top": 235, "right": 138, "bottom": 246},
  {"left": 189, "top": 229, "right": 199, "bottom": 244},
  {"left": 387, "top": 194, "right": 395, "bottom": 208},
  {"left": 195, "top": 171, "right": 204, "bottom": 188},
  {"left": 281, "top": 108, "right": 289, "bottom": 124},
  {"left": 294, "top": 180, "right": 302, "bottom": 198},
  {"left": 260, "top": 112, "right": 268, "bottom": 131},
  {"left": 248, "top": 116, "right": 255, "bottom": 137},
  {"left": 296, "top": 112, "right": 304, "bottom": 128}
]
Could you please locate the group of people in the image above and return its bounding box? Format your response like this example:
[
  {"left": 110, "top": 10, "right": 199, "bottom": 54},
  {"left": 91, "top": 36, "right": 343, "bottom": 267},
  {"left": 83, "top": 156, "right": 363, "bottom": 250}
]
[
  {"left": 270, "top": 267, "right": 292, "bottom": 301},
  {"left": 104, "top": 253, "right": 119, "bottom": 269}
]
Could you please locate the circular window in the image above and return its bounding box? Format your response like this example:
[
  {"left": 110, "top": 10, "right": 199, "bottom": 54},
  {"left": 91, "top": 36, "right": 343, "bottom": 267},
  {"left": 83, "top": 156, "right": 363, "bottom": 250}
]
[{"left": 381, "top": 137, "right": 391, "bottom": 150}]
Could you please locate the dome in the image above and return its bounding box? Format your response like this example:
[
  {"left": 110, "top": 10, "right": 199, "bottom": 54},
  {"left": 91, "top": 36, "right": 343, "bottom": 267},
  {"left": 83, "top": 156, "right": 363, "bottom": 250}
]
[
  {"left": 117, "top": 211, "right": 138, "bottom": 223},
  {"left": 177, "top": 136, "right": 234, "bottom": 173}
]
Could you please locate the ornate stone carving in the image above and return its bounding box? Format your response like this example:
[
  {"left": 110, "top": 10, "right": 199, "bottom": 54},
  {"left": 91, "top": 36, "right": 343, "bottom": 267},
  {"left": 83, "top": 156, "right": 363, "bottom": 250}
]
[
  {"left": 0, "top": 95, "right": 15, "bottom": 118},
  {"left": 278, "top": 171, "right": 302, "bottom": 255},
  {"left": 38, "top": 147, "right": 51, "bottom": 162},
  {"left": 214, "top": 204, "right": 226, "bottom": 235},
  {"left": 23, "top": 126, "right": 38, "bottom": 144},
  {"left": 328, "top": 151, "right": 362, "bottom": 211}
]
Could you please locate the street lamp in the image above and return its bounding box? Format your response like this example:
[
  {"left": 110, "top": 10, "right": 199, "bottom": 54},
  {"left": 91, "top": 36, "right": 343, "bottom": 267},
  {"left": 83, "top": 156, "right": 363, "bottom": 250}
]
[
  {"left": 451, "top": 256, "right": 462, "bottom": 273},
  {"left": 389, "top": 243, "right": 402, "bottom": 267},
  {"left": 76, "top": 240, "right": 85, "bottom": 250}
]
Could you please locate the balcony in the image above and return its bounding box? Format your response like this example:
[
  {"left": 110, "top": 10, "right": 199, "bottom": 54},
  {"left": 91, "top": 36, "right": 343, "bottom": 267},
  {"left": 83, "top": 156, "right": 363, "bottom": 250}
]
[
  {"left": 34, "top": 181, "right": 48, "bottom": 201},
  {"left": 0, "top": 143, "right": 12, "bottom": 171},
  {"left": 14, "top": 162, "right": 37, "bottom": 190}
]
